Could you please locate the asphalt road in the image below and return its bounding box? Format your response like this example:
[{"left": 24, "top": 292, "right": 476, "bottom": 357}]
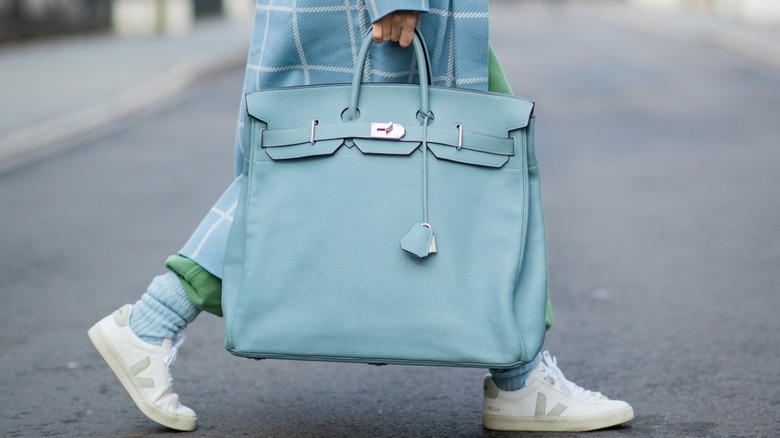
[{"left": 2, "top": 2, "right": 779, "bottom": 437}]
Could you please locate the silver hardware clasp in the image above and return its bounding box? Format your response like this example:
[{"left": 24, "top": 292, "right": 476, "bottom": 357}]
[
  {"left": 371, "top": 122, "right": 405, "bottom": 140},
  {"left": 310, "top": 119, "right": 319, "bottom": 144}
]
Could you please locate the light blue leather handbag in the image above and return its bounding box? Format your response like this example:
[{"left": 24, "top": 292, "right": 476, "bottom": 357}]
[{"left": 223, "top": 31, "right": 548, "bottom": 368}]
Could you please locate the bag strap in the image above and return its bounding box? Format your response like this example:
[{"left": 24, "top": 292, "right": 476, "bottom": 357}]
[
  {"left": 344, "top": 28, "right": 431, "bottom": 122},
  {"left": 415, "top": 28, "right": 433, "bottom": 86}
]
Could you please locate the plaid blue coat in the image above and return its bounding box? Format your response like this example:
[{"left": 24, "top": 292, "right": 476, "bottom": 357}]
[{"left": 182, "top": 0, "right": 490, "bottom": 278}]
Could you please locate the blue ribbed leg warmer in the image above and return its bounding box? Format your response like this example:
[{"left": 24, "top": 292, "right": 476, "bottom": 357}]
[
  {"left": 129, "top": 271, "right": 201, "bottom": 345},
  {"left": 489, "top": 352, "right": 542, "bottom": 391}
]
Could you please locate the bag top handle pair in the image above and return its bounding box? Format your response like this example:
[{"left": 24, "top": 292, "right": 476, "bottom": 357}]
[{"left": 344, "top": 28, "right": 431, "bottom": 122}]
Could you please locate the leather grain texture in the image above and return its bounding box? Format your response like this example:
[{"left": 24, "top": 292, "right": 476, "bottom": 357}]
[{"left": 222, "top": 33, "right": 547, "bottom": 368}]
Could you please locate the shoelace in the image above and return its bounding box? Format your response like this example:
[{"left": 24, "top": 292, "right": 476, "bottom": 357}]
[
  {"left": 539, "top": 351, "right": 603, "bottom": 401},
  {"left": 162, "top": 334, "right": 186, "bottom": 392}
]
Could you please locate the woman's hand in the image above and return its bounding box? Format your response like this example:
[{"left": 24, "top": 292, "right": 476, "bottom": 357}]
[{"left": 372, "top": 11, "right": 421, "bottom": 48}]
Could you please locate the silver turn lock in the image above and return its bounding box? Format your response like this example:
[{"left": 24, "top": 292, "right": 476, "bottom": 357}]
[{"left": 370, "top": 122, "right": 406, "bottom": 140}]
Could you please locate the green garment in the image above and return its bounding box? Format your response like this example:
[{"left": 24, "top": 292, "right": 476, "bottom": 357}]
[
  {"left": 488, "top": 44, "right": 514, "bottom": 95},
  {"left": 166, "top": 255, "right": 224, "bottom": 317},
  {"left": 168, "top": 45, "right": 553, "bottom": 330}
]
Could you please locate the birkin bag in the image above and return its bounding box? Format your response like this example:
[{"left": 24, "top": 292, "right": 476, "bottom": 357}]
[{"left": 222, "top": 31, "right": 548, "bottom": 368}]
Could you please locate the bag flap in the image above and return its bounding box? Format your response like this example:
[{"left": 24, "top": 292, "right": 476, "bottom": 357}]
[
  {"left": 353, "top": 138, "right": 421, "bottom": 155},
  {"left": 427, "top": 144, "right": 509, "bottom": 168},
  {"left": 263, "top": 139, "right": 343, "bottom": 160}
]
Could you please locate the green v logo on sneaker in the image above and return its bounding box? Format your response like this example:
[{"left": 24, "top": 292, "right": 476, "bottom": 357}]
[
  {"left": 129, "top": 356, "right": 155, "bottom": 388},
  {"left": 535, "top": 393, "right": 567, "bottom": 417}
]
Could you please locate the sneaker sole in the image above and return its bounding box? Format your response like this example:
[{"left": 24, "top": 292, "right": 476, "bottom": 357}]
[
  {"left": 483, "top": 405, "right": 634, "bottom": 432},
  {"left": 88, "top": 323, "right": 197, "bottom": 431}
]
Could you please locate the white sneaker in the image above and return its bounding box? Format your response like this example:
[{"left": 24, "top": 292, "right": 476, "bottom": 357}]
[
  {"left": 483, "top": 351, "right": 634, "bottom": 432},
  {"left": 88, "top": 304, "right": 197, "bottom": 431}
]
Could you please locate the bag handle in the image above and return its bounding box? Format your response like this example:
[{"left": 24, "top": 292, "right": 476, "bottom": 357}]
[{"left": 343, "top": 28, "right": 431, "bottom": 122}]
